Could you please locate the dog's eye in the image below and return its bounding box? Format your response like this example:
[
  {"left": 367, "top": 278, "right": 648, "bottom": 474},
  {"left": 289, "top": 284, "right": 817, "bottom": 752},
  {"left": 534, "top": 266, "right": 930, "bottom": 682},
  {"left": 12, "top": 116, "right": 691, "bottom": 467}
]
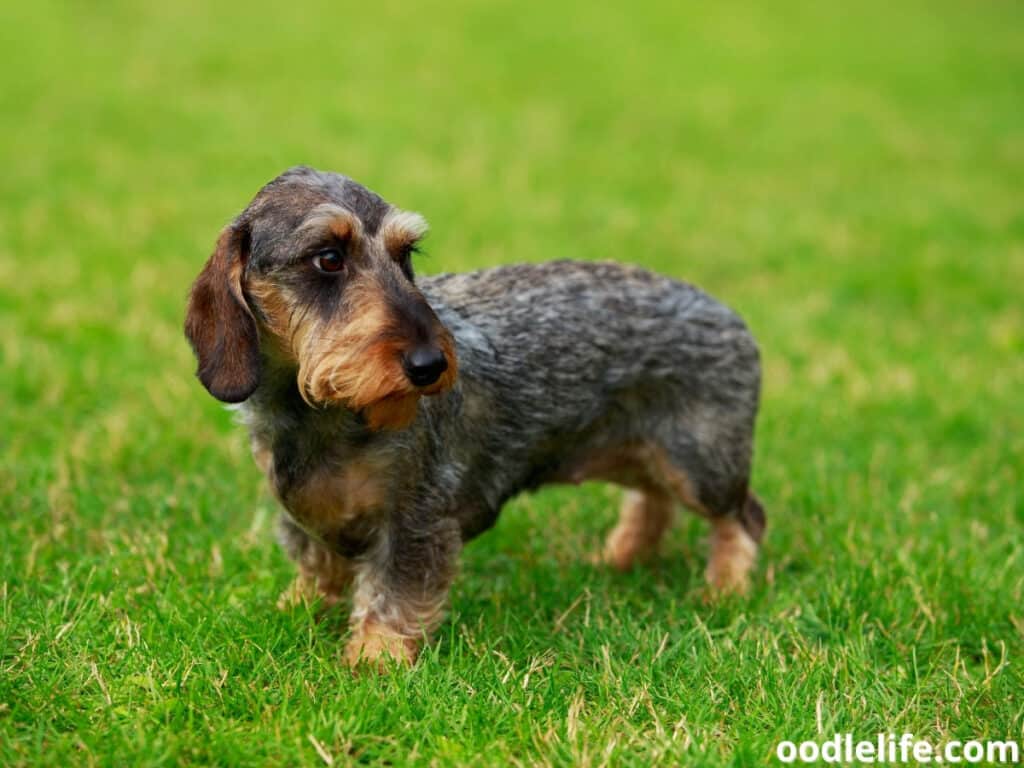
[{"left": 312, "top": 249, "right": 344, "bottom": 273}]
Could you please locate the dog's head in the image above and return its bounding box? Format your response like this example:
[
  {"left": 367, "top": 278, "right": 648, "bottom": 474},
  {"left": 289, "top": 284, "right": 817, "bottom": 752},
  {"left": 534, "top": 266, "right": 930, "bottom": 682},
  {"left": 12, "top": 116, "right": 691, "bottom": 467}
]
[{"left": 184, "top": 166, "right": 457, "bottom": 430}]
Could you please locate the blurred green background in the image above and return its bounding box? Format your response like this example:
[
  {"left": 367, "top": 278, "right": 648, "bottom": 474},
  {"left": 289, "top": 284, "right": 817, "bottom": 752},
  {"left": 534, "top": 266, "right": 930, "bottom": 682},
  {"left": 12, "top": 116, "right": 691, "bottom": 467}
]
[{"left": 1, "top": 1, "right": 1022, "bottom": 765}]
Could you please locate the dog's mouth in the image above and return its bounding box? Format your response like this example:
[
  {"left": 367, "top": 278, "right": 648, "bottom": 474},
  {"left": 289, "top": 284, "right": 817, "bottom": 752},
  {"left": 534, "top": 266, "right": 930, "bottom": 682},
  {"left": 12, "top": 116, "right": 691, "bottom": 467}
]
[
  {"left": 412, "top": 377, "right": 452, "bottom": 397},
  {"left": 359, "top": 358, "right": 456, "bottom": 430}
]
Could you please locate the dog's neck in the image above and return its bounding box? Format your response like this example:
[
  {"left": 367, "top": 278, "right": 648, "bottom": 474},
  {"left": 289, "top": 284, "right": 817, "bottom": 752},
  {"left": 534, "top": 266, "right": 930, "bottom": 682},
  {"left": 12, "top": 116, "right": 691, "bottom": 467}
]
[{"left": 240, "top": 351, "right": 374, "bottom": 452}]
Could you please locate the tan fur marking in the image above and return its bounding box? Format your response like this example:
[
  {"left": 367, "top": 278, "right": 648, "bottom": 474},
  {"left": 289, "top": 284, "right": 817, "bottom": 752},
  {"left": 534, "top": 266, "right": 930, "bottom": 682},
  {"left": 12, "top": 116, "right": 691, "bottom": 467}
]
[
  {"left": 604, "top": 489, "right": 674, "bottom": 571},
  {"left": 276, "top": 573, "right": 317, "bottom": 609},
  {"left": 647, "top": 447, "right": 711, "bottom": 516},
  {"left": 344, "top": 618, "right": 421, "bottom": 668},
  {"left": 295, "top": 205, "right": 363, "bottom": 245},
  {"left": 245, "top": 278, "right": 300, "bottom": 363},
  {"left": 246, "top": 279, "right": 291, "bottom": 335},
  {"left": 380, "top": 209, "right": 428, "bottom": 257},
  {"left": 344, "top": 537, "right": 456, "bottom": 669},
  {"left": 705, "top": 517, "right": 757, "bottom": 595},
  {"left": 277, "top": 542, "right": 353, "bottom": 610},
  {"left": 560, "top": 442, "right": 658, "bottom": 489},
  {"left": 299, "top": 279, "right": 410, "bottom": 406},
  {"left": 363, "top": 393, "right": 421, "bottom": 431},
  {"left": 383, "top": 229, "right": 416, "bottom": 257},
  {"left": 345, "top": 585, "right": 449, "bottom": 668},
  {"left": 284, "top": 459, "right": 387, "bottom": 530},
  {"left": 328, "top": 215, "right": 353, "bottom": 243},
  {"left": 566, "top": 442, "right": 739, "bottom": 580},
  {"left": 561, "top": 441, "right": 708, "bottom": 516}
]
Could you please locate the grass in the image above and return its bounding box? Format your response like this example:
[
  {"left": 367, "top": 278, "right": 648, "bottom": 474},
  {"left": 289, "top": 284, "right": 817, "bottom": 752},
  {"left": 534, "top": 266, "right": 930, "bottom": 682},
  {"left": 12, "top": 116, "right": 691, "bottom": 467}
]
[{"left": 1, "top": 0, "right": 1022, "bottom": 764}]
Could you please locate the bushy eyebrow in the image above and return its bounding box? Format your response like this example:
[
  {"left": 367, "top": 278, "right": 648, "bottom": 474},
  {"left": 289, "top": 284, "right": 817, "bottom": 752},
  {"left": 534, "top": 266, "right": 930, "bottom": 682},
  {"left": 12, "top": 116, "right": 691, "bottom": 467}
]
[
  {"left": 286, "top": 204, "right": 363, "bottom": 262},
  {"left": 380, "top": 209, "right": 429, "bottom": 255}
]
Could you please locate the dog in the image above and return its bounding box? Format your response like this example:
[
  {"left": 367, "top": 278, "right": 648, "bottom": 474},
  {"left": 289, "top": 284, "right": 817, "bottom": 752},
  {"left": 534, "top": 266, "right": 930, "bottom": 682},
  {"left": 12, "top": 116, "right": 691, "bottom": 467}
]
[{"left": 185, "top": 166, "right": 765, "bottom": 668}]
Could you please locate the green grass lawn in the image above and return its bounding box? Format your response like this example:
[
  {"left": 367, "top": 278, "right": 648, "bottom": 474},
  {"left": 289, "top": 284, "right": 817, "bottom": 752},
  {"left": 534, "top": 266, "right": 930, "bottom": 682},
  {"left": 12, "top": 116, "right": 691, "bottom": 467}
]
[{"left": 2, "top": 0, "right": 1022, "bottom": 765}]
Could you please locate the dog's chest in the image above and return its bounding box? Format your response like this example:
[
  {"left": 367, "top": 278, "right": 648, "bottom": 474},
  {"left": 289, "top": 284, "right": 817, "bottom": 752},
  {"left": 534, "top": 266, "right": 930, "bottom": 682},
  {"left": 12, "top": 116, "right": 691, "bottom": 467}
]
[
  {"left": 286, "top": 461, "right": 385, "bottom": 532},
  {"left": 253, "top": 433, "right": 389, "bottom": 535}
]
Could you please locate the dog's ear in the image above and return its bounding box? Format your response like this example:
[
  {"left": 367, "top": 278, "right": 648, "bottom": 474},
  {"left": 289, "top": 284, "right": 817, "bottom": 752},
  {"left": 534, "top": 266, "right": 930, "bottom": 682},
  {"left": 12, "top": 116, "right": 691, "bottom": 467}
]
[{"left": 184, "top": 224, "right": 261, "bottom": 402}]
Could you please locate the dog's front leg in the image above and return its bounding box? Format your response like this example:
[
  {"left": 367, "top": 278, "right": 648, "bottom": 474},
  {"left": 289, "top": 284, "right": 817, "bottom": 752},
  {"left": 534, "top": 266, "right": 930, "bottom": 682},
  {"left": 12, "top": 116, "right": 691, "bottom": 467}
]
[
  {"left": 345, "top": 516, "right": 462, "bottom": 669},
  {"left": 275, "top": 514, "right": 354, "bottom": 611}
]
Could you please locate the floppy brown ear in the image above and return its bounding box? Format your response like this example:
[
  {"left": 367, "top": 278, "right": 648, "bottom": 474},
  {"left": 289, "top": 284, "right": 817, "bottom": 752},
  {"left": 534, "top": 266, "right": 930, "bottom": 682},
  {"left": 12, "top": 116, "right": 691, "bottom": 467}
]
[{"left": 184, "top": 224, "right": 261, "bottom": 403}]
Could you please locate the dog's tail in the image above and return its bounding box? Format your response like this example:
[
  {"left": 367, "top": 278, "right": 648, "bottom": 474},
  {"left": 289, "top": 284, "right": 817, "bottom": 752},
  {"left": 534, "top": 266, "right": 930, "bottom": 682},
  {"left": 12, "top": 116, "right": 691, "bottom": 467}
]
[{"left": 738, "top": 491, "right": 766, "bottom": 543}]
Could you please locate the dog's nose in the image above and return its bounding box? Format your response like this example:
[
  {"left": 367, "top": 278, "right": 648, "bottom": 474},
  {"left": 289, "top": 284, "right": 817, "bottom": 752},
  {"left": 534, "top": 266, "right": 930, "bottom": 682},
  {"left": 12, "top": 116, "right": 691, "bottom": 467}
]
[{"left": 402, "top": 346, "right": 448, "bottom": 387}]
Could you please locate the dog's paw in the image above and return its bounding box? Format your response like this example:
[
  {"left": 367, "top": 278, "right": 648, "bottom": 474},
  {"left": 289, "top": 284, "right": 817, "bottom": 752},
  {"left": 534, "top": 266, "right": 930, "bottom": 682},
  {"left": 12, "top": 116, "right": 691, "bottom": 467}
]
[
  {"left": 703, "top": 560, "right": 752, "bottom": 602},
  {"left": 276, "top": 576, "right": 317, "bottom": 611},
  {"left": 344, "top": 621, "right": 420, "bottom": 671},
  {"left": 276, "top": 576, "right": 345, "bottom": 613},
  {"left": 704, "top": 518, "right": 757, "bottom": 600},
  {"left": 603, "top": 525, "right": 643, "bottom": 572}
]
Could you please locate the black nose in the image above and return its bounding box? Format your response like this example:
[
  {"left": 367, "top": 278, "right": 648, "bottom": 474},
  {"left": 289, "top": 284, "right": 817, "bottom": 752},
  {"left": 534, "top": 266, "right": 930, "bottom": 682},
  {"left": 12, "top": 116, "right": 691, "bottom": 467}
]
[{"left": 402, "top": 346, "right": 448, "bottom": 387}]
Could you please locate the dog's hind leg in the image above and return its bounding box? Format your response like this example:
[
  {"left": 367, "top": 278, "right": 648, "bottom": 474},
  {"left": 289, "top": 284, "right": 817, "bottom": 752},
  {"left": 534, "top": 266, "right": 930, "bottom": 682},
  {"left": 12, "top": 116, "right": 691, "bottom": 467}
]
[
  {"left": 603, "top": 489, "right": 674, "bottom": 571},
  {"left": 652, "top": 433, "right": 765, "bottom": 595},
  {"left": 705, "top": 493, "right": 763, "bottom": 595}
]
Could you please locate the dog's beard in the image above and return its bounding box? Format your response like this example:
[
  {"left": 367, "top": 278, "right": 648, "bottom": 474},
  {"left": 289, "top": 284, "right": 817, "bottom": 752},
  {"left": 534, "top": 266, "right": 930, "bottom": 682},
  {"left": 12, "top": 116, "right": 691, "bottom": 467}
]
[
  {"left": 296, "top": 318, "right": 457, "bottom": 430},
  {"left": 300, "top": 334, "right": 419, "bottom": 429}
]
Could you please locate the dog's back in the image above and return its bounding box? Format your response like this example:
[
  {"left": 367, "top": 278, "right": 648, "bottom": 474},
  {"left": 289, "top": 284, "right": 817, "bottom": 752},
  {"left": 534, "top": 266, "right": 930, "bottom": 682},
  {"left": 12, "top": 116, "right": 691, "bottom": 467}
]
[{"left": 423, "top": 259, "right": 757, "bottom": 400}]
